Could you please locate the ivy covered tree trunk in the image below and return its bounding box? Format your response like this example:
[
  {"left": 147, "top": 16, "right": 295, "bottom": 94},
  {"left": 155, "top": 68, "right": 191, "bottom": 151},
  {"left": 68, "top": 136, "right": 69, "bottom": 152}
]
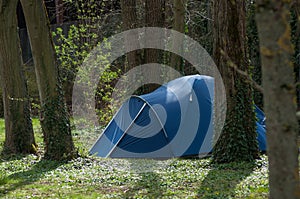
[
  {"left": 256, "top": 1, "right": 300, "bottom": 198},
  {"left": 247, "top": 2, "right": 263, "bottom": 108},
  {"left": 20, "top": 0, "right": 76, "bottom": 160},
  {"left": 212, "top": 0, "right": 258, "bottom": 163},
  {"left": 0, "top": 0, "right": 36, "bottom": 154}
]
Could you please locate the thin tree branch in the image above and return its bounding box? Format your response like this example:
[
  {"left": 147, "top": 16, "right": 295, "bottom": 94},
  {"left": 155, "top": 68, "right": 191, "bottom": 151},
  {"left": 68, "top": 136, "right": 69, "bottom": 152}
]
[{"left": 220, "top": 49, "right": 264, "bottom": 93}]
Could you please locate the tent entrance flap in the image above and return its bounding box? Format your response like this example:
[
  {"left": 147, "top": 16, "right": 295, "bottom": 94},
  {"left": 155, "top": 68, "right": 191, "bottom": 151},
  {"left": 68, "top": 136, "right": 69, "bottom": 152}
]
[
  {"left": 89, "top": 97, "right": 146, "bottom": 157},
  {"left": 109, "top": 100, "right": 173, "bottom": 158},
  {"left": 106, "top": 102, "right": 147, "bottom": 157}
]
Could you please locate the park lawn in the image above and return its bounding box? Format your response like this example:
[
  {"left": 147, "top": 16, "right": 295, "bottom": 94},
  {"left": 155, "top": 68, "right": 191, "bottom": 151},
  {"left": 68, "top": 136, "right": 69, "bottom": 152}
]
[{"left": 0, "top": 118, "right": 269, "bottom": 198}]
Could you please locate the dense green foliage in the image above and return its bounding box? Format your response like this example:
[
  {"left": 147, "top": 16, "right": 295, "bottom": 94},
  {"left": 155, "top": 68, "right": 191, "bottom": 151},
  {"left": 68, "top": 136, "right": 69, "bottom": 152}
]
[{"left": 53, "top": 22, "right": 120, "bottom": 126}]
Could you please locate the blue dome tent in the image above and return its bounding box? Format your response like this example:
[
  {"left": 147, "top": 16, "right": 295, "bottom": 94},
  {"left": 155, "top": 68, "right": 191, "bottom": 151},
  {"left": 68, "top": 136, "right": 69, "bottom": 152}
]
[{"left": 89, "top": 75, "right": 267, "bottom": 158}]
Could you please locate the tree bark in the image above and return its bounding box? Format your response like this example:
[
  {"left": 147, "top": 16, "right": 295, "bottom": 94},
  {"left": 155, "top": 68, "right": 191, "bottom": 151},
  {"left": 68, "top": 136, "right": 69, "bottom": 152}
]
[
  {"left": 212, "top": 0, "right": 258, "bottom": 163},
  {"left": 120, "top": 0, "right": 142, "bottom": 72},
  {"left": 20, "top": 0, "right": 76, "bottom": 160},
  {"left": 291, "top": 0, "right": 300, "bottom": 113},
  {"left": 170, "top": 0, "right": 187, "bottom": 72},
  {"left": 247, "top": 2, "right": 263, "bottom": 108},
  {"left": 144, "top": 0, "right": 165, "bottom": 92},
  {"left": 145, "top": 0, "right": 165, "bottom": 64},
  {"left": 55, "top": 0, "right": 64, "bottom": 24},
  {"left": 256, "top": 1, "right": 300, "bottom": 198},
  {"left": 0, "top": 0, "right": 36, "bottom": 154}
]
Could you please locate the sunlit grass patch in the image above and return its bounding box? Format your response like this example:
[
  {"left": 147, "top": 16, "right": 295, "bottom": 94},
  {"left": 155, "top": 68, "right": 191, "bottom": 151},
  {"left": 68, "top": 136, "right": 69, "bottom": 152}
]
[
  {"left": 0, "top": 118, "right": 270, "bottom": 198},
  {"left": 0, "top": 155, "right": 270, "bottom": 198}
]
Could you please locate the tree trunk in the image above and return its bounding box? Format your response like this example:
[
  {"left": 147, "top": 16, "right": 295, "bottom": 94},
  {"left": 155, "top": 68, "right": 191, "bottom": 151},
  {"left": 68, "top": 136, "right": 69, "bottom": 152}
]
[
  {"left": 120, "top": 0, "right": 142, "bottom": 72},
  {"left": 20, "top": 0, "right": 76, "bottom": 160},
  {"left": 144, "top": 0, "right": 165, "bottom": 93},
  {"left": 247, "top": 2, "right": 263, "bottom": 109},
  {"left": 170, "top": 0, "right": 187, "bottom": 72},
  {"left": 256, "top": 1, "right": 300, "bottom": 198},
  {"left": 291, "top": 0, "right": 300, "bottom": 114},
  {"left": 212, "top": 0, "right": 258, "bottom": 163},
  {"left": 55, "top": 0, "right": 63, "bottom": 24},
  {"left": 145, "top": 0, "right": 165, "bottom": 64},
  {"left": 0, "top": 0, "right": 36, "bottom": 154}
]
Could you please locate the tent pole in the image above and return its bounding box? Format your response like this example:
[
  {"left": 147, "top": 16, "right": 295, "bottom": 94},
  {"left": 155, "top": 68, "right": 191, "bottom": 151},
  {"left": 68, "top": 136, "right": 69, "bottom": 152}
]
[
  {"left": 89, "top": 99, "right": 127, "bottom": 152},
  {"left": 106, "top": 103, "right": 147, "bottom": 157}
]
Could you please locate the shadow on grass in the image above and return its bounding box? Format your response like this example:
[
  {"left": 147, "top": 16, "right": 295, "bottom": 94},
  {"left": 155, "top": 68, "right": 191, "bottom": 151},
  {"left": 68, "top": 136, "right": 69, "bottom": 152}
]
[
  {"left": 0, "top": 153, "right": 28, "bottom": 163},
  {"left": 197, "top": 161, "right": 255, "bottom": 198},
  {"left": 0, "top": 159, "right": 64, "bottom": 197},
  {"left": 122, "top": 171, "right": 164, "bottom": 198},
  {"left": 117, "top": 160, "right": 165, "bottom": 198}
]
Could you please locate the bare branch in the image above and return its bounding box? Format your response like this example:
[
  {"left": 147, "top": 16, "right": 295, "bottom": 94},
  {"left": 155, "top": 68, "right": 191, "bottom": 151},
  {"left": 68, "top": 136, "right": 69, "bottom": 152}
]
[{"left": 220, "top": 49, "right": 264, "bottom": 93}]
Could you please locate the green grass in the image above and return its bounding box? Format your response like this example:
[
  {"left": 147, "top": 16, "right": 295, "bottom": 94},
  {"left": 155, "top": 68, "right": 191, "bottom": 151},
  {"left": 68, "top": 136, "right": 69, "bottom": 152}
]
[{"left": 0, "top": 119, "right": 269, "bottom": 198}]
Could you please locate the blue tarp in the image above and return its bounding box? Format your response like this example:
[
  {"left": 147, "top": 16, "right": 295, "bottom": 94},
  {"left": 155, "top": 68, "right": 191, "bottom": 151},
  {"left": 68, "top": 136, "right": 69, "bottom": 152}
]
[{"left": 90, "top": 75, "right": 267, "bottom": 158}]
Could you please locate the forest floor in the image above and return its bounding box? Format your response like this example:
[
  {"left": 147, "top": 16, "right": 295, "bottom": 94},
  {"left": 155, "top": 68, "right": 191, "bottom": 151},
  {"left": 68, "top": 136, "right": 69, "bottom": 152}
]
[{"left": 0, "top": 119, "right": 269, "bottom": 198}]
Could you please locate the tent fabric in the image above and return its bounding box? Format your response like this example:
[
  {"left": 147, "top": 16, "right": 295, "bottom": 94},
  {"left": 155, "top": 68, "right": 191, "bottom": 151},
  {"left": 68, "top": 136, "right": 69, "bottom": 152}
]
[
  {"left": 90, "top": 75, "right": 214, "bottom": 158},
  {"left": 90, "top": 75, "right": 267, "bottom": 158},
  {"left": 255, "top": 105, "right": 267, "bottom": 151}
]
